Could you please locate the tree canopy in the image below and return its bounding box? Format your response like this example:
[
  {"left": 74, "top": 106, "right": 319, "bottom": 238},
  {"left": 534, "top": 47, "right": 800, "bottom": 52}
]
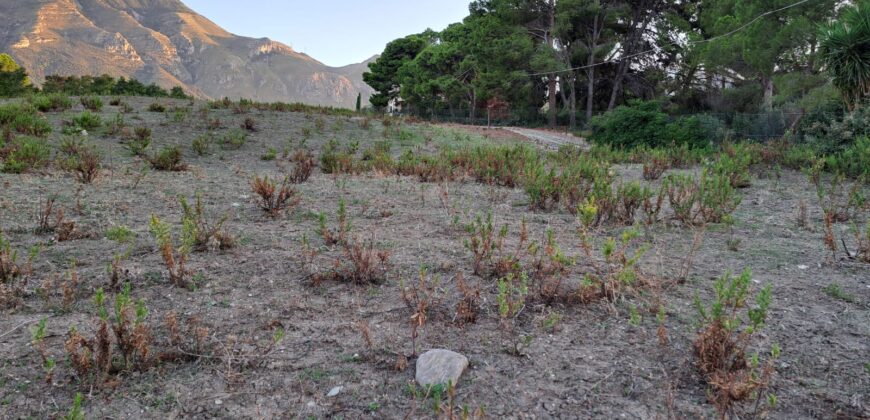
[{"left": 364, "top": 0, "right": 859, "bottom": 129}]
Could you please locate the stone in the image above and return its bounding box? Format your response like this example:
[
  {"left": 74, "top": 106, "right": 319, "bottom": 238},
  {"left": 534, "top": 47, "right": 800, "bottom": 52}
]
[
  {"left": 415, "top": 349, "right": 468, "bottom": 387},
  {"left": 327, "top": 386, "right": 343, "bottom": 397}
]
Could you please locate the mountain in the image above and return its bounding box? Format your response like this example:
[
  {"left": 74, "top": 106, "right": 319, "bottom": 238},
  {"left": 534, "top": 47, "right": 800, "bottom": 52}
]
[{"left": 0, "top": 0, "right": 375, "bottom": 108}]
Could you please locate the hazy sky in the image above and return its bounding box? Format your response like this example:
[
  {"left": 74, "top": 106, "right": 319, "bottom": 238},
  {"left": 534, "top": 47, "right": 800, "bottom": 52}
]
[{"left": 182, "top": 0, "right": 471, "bottom": 67}]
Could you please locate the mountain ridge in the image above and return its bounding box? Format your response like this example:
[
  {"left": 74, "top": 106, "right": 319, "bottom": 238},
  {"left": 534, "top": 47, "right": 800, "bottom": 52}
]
[{"left": 0, "top": 0, "right": 374, "bottom": 108}]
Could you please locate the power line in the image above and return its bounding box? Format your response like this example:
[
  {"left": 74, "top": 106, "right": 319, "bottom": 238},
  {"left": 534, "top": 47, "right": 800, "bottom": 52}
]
[{"left": 527, "top": 0, "right": 819, "bottom": 77}]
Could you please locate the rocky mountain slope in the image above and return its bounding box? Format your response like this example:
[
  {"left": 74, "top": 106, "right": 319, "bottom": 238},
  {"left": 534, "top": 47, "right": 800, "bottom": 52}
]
[{"left": 0, "top": 0, "right": 374, "bottom": 108}]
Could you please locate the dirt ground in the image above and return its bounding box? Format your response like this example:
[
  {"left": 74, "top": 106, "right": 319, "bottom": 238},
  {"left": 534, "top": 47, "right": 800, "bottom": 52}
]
[{"left": 0, "top": 97, "right": 867, "bottom": 419}]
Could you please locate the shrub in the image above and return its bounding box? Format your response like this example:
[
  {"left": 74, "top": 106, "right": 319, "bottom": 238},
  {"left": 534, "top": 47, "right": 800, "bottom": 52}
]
[
  {"left": 801, "top": 105, "right": 870, "bottom": 154},
  {"left": 80, "top": 96, "right": 103, "bottom": 112},
  {"left": 260, "top": 148, "right": 277, "bottom": 161},
  {"left": 124, "top": 128, "right": 151, "bottom": 157},
  {"left": 71, "top": 111, "right": 102, "bottom": 131},
  {"left": 827, "top": 136, "right": 870, "bottom": 178},
  {"left": 59, "top": 140, "right": 102, "bottom": 184},
  {"left": 31, "top": 93, "right": 72, "bottom": 112},
  {"left": 1, "top": 136, "right": 51, "bottom": 173},
  {"left": 336, "top": 235, "right": 391, "bottom": 284},
  {"left": 665, "top": 170, "right": 742, "bottom": 226},
  {"left": 179, "top": 194, "right": 233, "bottom": 252},
  {"left": 0, "top": 103, "right": 52, "bottom": 136},
  {"left": 148, "top": 102, "right": 166, "bottom": 113},
  {"left": 148, "top": 215, "right": 193, "bottom": 288},
  {"left": 149, "top": 146, "right": 186, "bottom": 171},
  {"left": 219, "top": 128, "right": 247, "bottom": 150},
  {"left": 241, "top": 117, "right": 258, "bottom": 132},
  {"left": 251, "top": 175, "right": 300, "bottom": 216},
  {"left": 693, "top": 269, "right": 777, "bottom": 417},
  {"left": 591, "top": 100, "right": 715, "bottom": 149},
  {"left": 288, "top": 149, "right": 315, "bottom": 183},
  {"left": 191, "top": 134, "right": 212, "bottom": 156}
]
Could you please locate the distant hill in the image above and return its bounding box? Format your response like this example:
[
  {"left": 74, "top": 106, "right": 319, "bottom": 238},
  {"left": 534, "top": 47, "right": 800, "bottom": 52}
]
[{"left": 0, "top": 0, "right": 375, "bottom": 108}]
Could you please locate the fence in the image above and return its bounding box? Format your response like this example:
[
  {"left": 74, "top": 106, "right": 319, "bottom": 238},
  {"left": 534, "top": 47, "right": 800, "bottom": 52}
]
[{"left": 394, "top": 107, "right": 810, "bottom": 141}]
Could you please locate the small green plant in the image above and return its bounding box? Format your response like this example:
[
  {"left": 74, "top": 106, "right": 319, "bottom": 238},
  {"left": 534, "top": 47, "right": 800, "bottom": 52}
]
[
  {"left": 317, "top": 198, "right": 351, "bottom": 245},
  {"left": 251, "top": 175, "right": 300, "bottom": 217},
  {"left": 149, "top": 145, "right": 186, "bottom": 171},
  {"left": 31, "top": 318, "right": 56, "bottom": 383},
  {"left": 693, "top": 269, "right": 777, "bottom": 418},
  {"left": 64, "top": 393, "right": 85, "bottom": 420},
  {"left": 260, "top": 147, "right": 277, "bottom": 161},
  {"left": 823, "top": 283, "right": 855, "bottom": 303},
  {"left": 105, "top": 225, "right": 135, "bottom": 244},
  {"left": 497, "top": 272, "right": 529, "bottom": 324},
  {"left": 191, "top": 133, "right": 213, "bottom": 156},
  {"left": 31, "top": 93, "right": 72, "bottom": 112},
  {"left": 148, "top": 102, "right": 166, "bottom": 113},
  {"left": 219, "top": 128, "right": 247, "bottom": 150},
  {"left": 1, "top": 136, "right": 51, "bottom": 173},
  {"left": 80, "top": 96, "right": 103, "bottom": 111},
  {"left": 179, "top": 194, "right": 233, "bottom": 251},
  {"left": 70, "top": 111, "right": 103, "bottom": 131},
  {"left": 463, "top": 212, "right": 496, "bottom": 276},
  {"left": 149, "top": 215, "right": 194, "bottom": 288}
]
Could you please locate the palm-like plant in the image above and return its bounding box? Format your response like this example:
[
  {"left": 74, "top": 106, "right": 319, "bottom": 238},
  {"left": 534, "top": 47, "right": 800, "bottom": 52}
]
[{"left": 820, "top": 1, "right": 870, "bottom": 110}]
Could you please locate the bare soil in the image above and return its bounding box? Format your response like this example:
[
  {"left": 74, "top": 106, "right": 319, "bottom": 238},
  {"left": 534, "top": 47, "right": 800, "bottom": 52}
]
[{"left": 0, "top": 98, "right": 867, "bottom": 419}]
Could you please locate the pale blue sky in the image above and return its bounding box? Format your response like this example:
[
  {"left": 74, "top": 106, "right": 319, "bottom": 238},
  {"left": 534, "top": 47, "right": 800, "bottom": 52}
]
[{"left": 182, "top": 0, "right": 471, "bottom": 67}]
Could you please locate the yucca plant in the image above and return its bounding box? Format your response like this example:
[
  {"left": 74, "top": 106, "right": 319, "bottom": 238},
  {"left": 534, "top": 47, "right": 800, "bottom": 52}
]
[{"left": 820, "top": 1, "right": 870, "bottom": 110}]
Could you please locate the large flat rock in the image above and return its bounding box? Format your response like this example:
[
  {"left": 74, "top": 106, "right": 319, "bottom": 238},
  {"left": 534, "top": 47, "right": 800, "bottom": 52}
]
[{"left": 415, "top": 349, "right": 469, "bottom": 388}]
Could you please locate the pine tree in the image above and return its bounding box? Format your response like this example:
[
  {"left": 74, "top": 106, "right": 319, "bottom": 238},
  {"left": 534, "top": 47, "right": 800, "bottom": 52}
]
[{"left": 355, "top": 92, "right": 362, "bottom": 112}]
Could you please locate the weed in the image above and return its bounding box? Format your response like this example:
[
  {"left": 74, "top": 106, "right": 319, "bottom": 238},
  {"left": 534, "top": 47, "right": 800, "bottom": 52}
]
[
  {"left": 149, "top": 215, "right": 193, "bottom": 288},
  {"left": 260, "top": 148, "right": 277, "bottom": 161},
  {"left": 105, "top": 225, "right": 135, "bottom": 243},
  {"left": 693, "top": 269, "right": 777, "bottom": 418},
  {"left": 317, "top": 199, "right": 351, "bottom": 245},
  {"left": 497, "top": 272, "right": 529, "bottom": 325},
  {"left": 70, "top": 111, "right": 102, "bottom": 131},
  {"left": 241, "top": 117, "right": 258, "bottom": 132},
  {"left": 124, "top": 127, "right": 152, "bottom": 157},
  {"left": 80, "top": 96, "right": 103, "bottom": 112},
  {"left": 65, "top": 393, "right": 85, "bottom": 420},
  {"left": 288, "top": 149, "right": 315, "bottom": 183},
  {"left": 642, "top": 149, "right": 670, "bottom": 180},
  {"left": 337, "top": 234, "right": 391, "bottom": 284},
  {"left": 463, "top": 212, "right": 497, "bottom": 276},
  {"left": 823, "top": 283, "right": 855, "bottom": 302},
  {"left": 30, "top": 318, "right": 55, "bottom": 383},
  {"left": 219, "top": 129, "right": 247, "bottom": 150},
  {"left": 454, "top": 273, "right": 481, "bottom": 326},
  {"left": 148, "top": 103, "right": 166, "bottom": 113},
  {"left": 59, "top": 140, "right": 102, "bottom": 184},
  {"left": 31, "top": 93, "right": 72, "bottom": 112},
  {"left": 149, "top": 146, "right": 187, "bottom": 171},
  {"left": 179, "top": 194, "right": 234, "bottom": 251},
  {"left": 1, "top": 136, "right": 51, "bottom": 173},
  {"left": 400, "top": 267, "right": 444, "bottom": 355},
  {"left": 192, "top": 133, "right": 213, "bottom": 156},
  {"left": 251, "top": 175, "right": 300, "bottom": 217},
  {"left": 665, "top": 170, "right": 742, "bottom": 226}
]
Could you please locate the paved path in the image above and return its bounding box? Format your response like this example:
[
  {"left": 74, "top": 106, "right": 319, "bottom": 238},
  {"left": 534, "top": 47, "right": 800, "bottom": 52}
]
[{"left": 503, "top": 127, "right": 589, "bottom": 151}]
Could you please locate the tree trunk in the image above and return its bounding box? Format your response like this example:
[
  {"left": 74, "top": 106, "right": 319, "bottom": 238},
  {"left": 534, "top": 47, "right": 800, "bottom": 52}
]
[
  {"left": 762, "top": 77, "right": 774, "bottom": 110},
  {"left": 569, "top": 74, "right": 577, "bottom": 130}
]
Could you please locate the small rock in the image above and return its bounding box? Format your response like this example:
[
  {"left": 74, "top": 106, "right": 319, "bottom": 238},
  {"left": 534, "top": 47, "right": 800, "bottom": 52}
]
[
  {"left": 798, "top": 265, "right": 809, "bottom": 270},
  {"left": 214, "top": 399, "right": 222, "bottom": 405},
  {"left": 415, "top": 349, "right": 468, "bottom": 387},
  {"left": 327, "top": 386, "right": 342, "bottom": 397}
]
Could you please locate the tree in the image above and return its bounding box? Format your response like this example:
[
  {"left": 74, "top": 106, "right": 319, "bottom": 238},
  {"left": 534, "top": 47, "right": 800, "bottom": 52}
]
[
  {"left": 363, "top": 31, "right": 435, "bottom": 109},
  {"left": 820, "top": 1, "right": 870, "bottom": 110},
  {"left": 0, "top": 54, "right": 31, "bottom": 97},
  {"left": 555, "top": 0, "right": 620, "bottom": 127},
  {"left": 355, "top": 92, "right": 362, "bottom": 112},
  {"left": 698, "top": 0, "right": 838, "bottom": 110}
]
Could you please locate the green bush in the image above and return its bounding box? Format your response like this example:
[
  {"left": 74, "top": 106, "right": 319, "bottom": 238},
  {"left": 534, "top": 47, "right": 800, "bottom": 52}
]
[
  {"left": 801, "top": 105, "right": 870, "bottom": 154},
  {"left": 80, "top": 96, "right": 103, "bottom": 112},
  {"left": 826, "top": 136, "right": 870, "bottom": 178},
  {"left": 149, "top": 145, "right": 186, "bottom": 171},
  {"left": 0, "top": 103, "right": 51, "bottom": 136},
  {"left": 30, "top": 93, "right": 72, "bottom": 112},
  {"left": 70, "top": 111, "right": 102, "bottom": 131},
  {"left": 219, "top": 128, "right": 247, "bottom": 150},
  {"left": 590, "top": 100, "right": 715, "bottom": 149},
  {"left": 1, "top": 136, "right": 51, "bottom": 173}
]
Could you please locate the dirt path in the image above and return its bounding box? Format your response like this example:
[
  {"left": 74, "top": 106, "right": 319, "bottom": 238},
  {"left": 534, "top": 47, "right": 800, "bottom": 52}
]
[{"left": 503, "top": 127, "right": 589, "bottom": 150}]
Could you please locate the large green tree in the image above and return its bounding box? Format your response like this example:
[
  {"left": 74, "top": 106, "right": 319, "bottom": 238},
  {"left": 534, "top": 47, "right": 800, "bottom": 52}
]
[
  {"left": 0, "top": 54, "right": 31, "bottom": 97},
  {"left": 363, "top": 32, "right": 435, "bottom": 109}
]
